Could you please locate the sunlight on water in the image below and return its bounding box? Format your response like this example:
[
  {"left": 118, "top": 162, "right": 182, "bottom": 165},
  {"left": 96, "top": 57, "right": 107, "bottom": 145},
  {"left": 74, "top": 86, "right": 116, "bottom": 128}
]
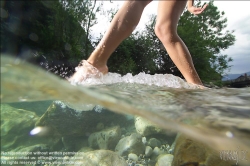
[{"left": 1, "top": 55, "right": 250, "bottom": 165}]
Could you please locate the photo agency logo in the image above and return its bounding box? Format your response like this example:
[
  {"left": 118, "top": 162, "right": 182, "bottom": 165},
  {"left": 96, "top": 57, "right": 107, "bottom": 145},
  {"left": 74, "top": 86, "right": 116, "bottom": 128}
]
[{"left": 220, "top": 147, "right": 248, "bottom": 165}]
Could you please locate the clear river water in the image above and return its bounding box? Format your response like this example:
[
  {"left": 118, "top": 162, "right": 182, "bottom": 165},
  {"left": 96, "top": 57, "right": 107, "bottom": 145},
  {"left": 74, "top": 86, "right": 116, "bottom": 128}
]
[{"left": 1, "top": 55, "right": 250, "bottom": 166}]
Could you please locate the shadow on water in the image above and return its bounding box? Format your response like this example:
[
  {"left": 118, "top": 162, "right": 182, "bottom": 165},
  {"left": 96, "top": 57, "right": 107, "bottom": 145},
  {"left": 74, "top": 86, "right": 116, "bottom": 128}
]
[{"left": 1, "top": 55, "right": 250, "bottom": 165}]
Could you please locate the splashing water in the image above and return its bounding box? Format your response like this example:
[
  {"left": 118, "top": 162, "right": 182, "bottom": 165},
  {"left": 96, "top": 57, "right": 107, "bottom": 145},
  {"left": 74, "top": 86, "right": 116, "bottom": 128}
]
[
  {"left": 1, "top": 55, "right": 250, "bottom": 165},
  {"left": 75, "top": 72, "right": 201, "bottom": 89}
]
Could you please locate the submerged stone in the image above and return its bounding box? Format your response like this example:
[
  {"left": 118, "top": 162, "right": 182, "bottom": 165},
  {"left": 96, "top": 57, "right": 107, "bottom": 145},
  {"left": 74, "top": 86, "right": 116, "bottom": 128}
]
[
  {"left": 1, "top": 104, "right": 56, "bottom": 151},
  {"left": 172, "top": 134, "right": 235, "bottom": 166},
  {"left": 155, "top": 154, "right": 174, "bottom": 166},
  {"left": 88, "top": 126, "right": 121, "bottom": 150},
  {"left": 61, "top": 135, "right": 88, "bottom": 151},
  {"left": 115, "top": 133, "right": 145, "bottom": 156},
  {"left": 135, "top": 116, "right": 165, "bottom": 136},
  {"left": 128, "top": 153, "right": 139, "bottom": 161},
  {"left": 147, "top": 138, "right": 162, "bottom": 149},
  {"left": 35, "top": 101, "right": 127, "bottom": 136},
  {"left": 145, "top": 146, "right": 153, "bottom": 157}
]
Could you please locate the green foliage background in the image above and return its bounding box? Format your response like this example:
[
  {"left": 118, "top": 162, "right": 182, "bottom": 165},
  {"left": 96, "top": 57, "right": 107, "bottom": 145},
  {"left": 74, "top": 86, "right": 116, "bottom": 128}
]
[{"left": 1, "top": 0, "right": 235, "bottom": 84}]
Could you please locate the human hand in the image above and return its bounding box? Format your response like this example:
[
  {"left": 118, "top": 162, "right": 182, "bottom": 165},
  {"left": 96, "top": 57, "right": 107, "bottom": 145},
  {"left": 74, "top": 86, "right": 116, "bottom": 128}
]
[{"left": 187, "top": 3, "right": 208, "bottom": 15}]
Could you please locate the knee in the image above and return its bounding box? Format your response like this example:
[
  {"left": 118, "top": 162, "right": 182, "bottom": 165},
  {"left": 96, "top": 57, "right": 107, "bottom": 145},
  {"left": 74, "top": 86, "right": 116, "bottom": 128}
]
[{"left": 154, "top": 22, "right": 176, "bottom": 44}]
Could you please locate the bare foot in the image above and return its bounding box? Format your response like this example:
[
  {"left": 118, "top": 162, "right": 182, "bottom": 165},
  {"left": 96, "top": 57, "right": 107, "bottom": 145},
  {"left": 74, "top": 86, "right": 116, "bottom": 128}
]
[{"left": 68, "top": 60, "right": 108, "bottom": 84}]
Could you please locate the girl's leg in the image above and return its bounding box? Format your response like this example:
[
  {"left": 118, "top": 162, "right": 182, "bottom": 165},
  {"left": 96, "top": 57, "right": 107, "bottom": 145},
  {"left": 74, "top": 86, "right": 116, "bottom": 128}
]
[
  {"left": 155, "top": 0, "right": 203, "bottom": 85},
  {"left": 87, "top": 0, "right": 152, "bottom": 73}
]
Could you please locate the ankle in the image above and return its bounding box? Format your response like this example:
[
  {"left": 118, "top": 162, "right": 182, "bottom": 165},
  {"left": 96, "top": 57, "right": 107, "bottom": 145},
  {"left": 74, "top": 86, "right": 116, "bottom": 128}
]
[{"left": 86, "top": 60, "right": 108, "bottom": 74}]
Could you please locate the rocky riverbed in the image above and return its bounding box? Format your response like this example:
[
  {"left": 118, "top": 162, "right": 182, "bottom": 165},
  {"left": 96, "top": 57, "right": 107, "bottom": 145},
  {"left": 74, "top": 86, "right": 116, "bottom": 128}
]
[{"left": 1, "top": 102, "right": 235, "bottom": 166}]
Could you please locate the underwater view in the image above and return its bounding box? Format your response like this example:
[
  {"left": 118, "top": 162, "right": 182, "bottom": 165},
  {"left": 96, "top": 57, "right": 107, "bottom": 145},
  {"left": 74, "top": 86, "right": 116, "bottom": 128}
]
[{"left": 1, "top": 55, "right": 250, "bottom": 166}]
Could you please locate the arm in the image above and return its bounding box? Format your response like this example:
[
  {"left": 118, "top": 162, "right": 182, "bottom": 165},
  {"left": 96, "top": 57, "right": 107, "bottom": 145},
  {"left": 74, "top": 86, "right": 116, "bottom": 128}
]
[{"left": 187, "top": 0, "right": 208, "bottom": 15}]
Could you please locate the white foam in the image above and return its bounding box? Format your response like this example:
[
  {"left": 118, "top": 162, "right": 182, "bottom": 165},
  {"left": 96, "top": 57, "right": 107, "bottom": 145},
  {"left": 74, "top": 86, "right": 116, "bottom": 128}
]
[{"left": 77, "top": 72, "right": 200, "bottom": 89}]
